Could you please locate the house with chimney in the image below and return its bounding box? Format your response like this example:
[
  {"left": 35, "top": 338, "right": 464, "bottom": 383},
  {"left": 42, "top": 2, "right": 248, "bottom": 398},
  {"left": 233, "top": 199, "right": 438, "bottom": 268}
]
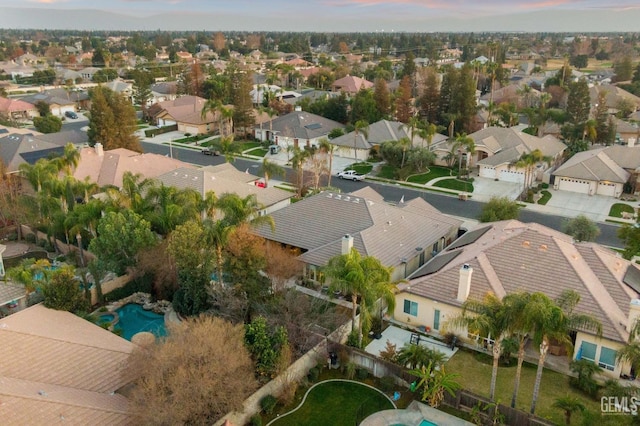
[
  {"left": 254, "top": 187, "right": 461, "bottom": 282},
  {"left": 147, "top": 95, "right": 230, "bottom": 136},
  {"left": 394, "top": 220, "right": 640, "bottom": 378}
]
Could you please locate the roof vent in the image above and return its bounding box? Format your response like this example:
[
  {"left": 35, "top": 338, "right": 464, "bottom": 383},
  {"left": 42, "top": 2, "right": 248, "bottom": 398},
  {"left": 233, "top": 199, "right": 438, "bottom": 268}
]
[
  {"left": 522, "top": 241, "right": 530, "bottom": 247},
  {"left": 539, "top": 244, "right": 547, "bottom": 251},
  {"left": 387, "top": 221, "right": 392, "bottom": 225},
  {"left": 353, "top": 198, "right": 360, "bottom": 203}
]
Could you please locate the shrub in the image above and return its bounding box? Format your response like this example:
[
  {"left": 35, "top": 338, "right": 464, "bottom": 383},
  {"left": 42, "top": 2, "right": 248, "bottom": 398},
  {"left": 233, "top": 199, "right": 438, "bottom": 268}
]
[
  {"left": 345, "top": 361, "right": 357, "bottom": 379},
  {"left": 260, "top": 394, "right": 277, "bottom": 415},
  {"left": 441, "top": 332, "right": 459, "bottom": 348},
  {"left": 25, "top": 233, "right": 36, "bottom": 243},
  {"left": 307, "top": 367, "right": 320, "bottom": 382},
  {"left": 346, "top": 330, "right": 360, "bottom": 347},
  {"left": 249, "top": 414, "right": 262, "bottom": 426},
  {"left": 356, "top": 368, "right": 369, "bottom": 380},
  {"left": 379, "top": 376, "right": 395, "bottom": 392},
  {"left": 569, "top": 359, "right": 601, "bottom": 397}
]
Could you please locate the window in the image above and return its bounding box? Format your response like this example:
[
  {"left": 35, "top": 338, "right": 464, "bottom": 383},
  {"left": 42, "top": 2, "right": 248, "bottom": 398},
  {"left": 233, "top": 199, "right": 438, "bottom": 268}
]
[
  {"left": 403, "top": 299, "right": 418, "bottom": 317},
  {"left": 580, "top": 341, "right": 597, "bottom": 362},
  {"left": 599, "top": 347, "right": 617, "bottom": 371}
]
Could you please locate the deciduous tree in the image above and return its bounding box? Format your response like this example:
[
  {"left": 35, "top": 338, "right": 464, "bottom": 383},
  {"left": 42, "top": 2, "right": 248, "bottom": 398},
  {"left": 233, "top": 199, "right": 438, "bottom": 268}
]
[{"left": 479, "top": 197, "right": 521, "bottom": 223}]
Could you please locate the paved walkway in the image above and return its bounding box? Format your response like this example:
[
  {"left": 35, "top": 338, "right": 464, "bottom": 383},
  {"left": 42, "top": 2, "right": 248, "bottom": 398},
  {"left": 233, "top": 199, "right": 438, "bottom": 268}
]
[{"left": 365, "top": 325, "right": 457, "bottom": 362}]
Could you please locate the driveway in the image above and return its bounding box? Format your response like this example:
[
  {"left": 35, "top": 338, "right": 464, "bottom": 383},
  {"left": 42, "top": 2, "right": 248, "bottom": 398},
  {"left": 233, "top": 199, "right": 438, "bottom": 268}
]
[
  {"left": 471, "top": 176, "right": 522, "bottom": 202},
  {"left": 527, "top": 188, "right": 627, "bottom": 222}
]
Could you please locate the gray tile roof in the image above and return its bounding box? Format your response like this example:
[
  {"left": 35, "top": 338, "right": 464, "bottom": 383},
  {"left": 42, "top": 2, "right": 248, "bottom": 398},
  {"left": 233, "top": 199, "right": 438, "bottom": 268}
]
[
  {"left": 471, "top": 126, "right": 566, "bottom": 159},
  {"left": 256, "top": 188, "right": 461, "bottom": 268},
  {"left": 0, "top": 133, "right": 63, "bottom": 172},
  {"left": 263, "top": 111, "right": 345, "bottom": 140},
  {"left": 400, "top": 220, "right": 638, "bottom": 343},
  {"left": 330, "top": 119, "right": 448, "bottom": 150},
  {"left": 0, "top": 283, "right": 26, "bottom": 305},
  {"left": 553, "top": 148, "right": 630, "bottom": 183}
]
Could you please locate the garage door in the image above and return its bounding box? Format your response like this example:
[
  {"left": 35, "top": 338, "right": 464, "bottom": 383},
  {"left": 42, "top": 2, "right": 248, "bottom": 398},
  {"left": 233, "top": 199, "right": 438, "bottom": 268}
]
[
  {"left": 558, "top": 177, "right": 590, "bottom": 194},
  {"left": 184, "top": 126, "right": 199, "bottom": 135},
  {"left": 159, "top": 119, "right": 176, "bottom": 126},
  {"left": 499, "top": 170, "right": 524, "bottom": 183},
  {"left": 479, "top": 166, "right": 495, "bottom": 179},
  {"left": 597, "top": 182, "right": 616, "bottom": 197}
]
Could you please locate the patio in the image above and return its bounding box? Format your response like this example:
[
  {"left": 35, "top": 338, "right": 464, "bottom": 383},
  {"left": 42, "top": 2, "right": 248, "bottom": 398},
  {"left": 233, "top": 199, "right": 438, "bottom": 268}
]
[{"left": 365, "top": 325, "right": 457, "bottom": 361}]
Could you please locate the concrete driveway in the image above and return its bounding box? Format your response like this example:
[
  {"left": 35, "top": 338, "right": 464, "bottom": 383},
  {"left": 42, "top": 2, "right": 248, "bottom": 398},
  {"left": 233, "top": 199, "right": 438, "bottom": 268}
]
[
  {"left": 471, "top": 176, "right": 522, "bottom": 202},
  {"left": 527, "top": 188, "right": 628, "bottom": 222}
]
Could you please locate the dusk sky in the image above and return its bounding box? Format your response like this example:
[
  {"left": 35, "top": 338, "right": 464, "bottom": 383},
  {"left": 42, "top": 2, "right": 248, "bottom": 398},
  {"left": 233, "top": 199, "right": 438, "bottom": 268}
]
[{"left": 2, "top": 0, "right": 640, "bottom": 31}]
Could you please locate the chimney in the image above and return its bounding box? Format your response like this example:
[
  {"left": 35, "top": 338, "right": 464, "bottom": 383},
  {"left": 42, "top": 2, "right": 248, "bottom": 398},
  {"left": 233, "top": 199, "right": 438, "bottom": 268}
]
[
  {"left": 628, "top": 138, "right": 636, "bottom": 148},
  {"left": 94, "top": 142, "right": 104, "bottom": 156},
  {"left": 457, "top": 264, "right": 473, "bottom": 302},
  {"left": 341, "top": 234, "right": 353, "bottom": 255},
  {"left": 628, "top": 299, "right": 640, "bottom": 334}
]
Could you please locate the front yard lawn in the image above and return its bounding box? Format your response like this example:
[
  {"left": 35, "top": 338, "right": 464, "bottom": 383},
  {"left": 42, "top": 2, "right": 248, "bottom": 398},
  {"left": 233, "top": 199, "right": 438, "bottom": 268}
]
[
  {"left": 538, "top": 190, "right": 552, "bottom": 205},
  {"left": 433, "top": 178, "right": 474, "bottom": 193},
  {"left": 245, "top": 147, "right": 268, "bottom": 157},
  {"left": 239, "top": 141, "right": 262, "bottom": 151},
  {"left": 173, "top": 134, "right": 209, "bottom": 143},
  {"left": 376, "top": 165, "right": 396, "bottom": 179},
  {"left": 446, "top": 349, "right": 632, "bottom": 425},
  {"left": 609, "top": 203, "right": 635, "bottom": 218},
  {"left": 406, "top": 166, "right": 453, "bottom": 184},
  {"left": 345, "top": 162, "right": 373, "bottom": 175}
]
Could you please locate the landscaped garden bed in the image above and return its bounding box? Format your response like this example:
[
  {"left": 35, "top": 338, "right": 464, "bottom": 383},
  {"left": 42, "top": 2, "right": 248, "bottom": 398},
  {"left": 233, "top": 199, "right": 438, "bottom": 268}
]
[
  {"left": 609, "top": 203, "right": 635, "bottom": 218},
  {"left": 432, "top": 178, "right": 474, "bottom": 193}
]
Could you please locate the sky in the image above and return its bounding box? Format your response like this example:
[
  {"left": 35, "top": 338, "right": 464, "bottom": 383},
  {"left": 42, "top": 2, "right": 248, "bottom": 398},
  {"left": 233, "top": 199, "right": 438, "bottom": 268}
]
[{"left": 2, "top": 0, "right": 640, "bottom": 31}]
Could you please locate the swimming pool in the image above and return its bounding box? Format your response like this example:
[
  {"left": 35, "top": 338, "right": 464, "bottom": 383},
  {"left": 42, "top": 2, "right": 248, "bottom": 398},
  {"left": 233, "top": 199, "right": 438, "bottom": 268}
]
[{"left": 114, "top": 303, "right": 167, "bottom": 341}]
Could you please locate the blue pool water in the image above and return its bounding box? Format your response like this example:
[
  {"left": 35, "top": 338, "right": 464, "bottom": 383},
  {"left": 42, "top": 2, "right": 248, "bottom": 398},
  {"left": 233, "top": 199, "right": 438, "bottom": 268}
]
[
  {"left": 114, "top": 304, "right": 167, "bottom": 341},
  {"left": 420, "top": 420, "right": 438, "bottom": 426}
]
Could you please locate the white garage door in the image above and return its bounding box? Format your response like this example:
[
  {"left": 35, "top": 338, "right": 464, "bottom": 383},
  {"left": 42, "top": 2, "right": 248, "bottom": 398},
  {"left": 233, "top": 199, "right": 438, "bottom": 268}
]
[
  {"left": 184, "top": 126, "right": 199, "bottom": 135},
  {"left": 479, "top": 166, "right": 495, "bottom": 179},
  {"left": 159, "top": 119, "right": 176, "bottom": 126},
  {"left": 499, "top": 170, "right": 524, "bottom": 183},
  {"left": 597, "top": 182, "right": 616, "bottom": 197},
  {"left": 558, "top": 177, "right": 590, "bottom": 194}
]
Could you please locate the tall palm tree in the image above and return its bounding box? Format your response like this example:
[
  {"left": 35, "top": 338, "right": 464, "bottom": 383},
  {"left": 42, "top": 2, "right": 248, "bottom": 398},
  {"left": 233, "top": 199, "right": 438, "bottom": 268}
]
[
  {"left": 54, "top": 143, "right": 80, "bottom": 176},
  {"left": 398, "top": 137, "right": 412, "bottom": 169},
  {"left": 417, "top": 122, "right": 437, "bottom": 150},
  {"left": 259, "top": 158, "right": 285, "bottom": 188},
  {"left": 525, "top": 290, "right": 602, "bottom": 414},
  {"left": 502, "top": 292, "right": 533, "bottom": 408},
  {"left": 448, "top": 292, "right": 509, "bottom": 401},
  {"left": 325, "top": 247, "right": 396, "bottom": 346},
  {"left": 210, "top": 135, "right": 242, "bottom": 163},
  {"left": 318, "top": 138, "right": 336, "bottom": 186},
  {"left": 407, "top": 116, "right": 423, "bottom": 148},
  {"left": 289, "top": 146, "right": 311, "bottom": 197},
  {"left": 19, "top": 159, "right": 58, "bottom": 217},
  {"left": 201, "top": 99, "right": 233, "bottom": 138},
  {"left": 454, "top": 133, "right": 475, "bottom": 177},
  {"left": 216, "top": 193, "right": 274, "bottom": 230},
  {"left": 515, "top": 149, "right": 551, "bottom": 201},
  {"left": 353, "top": 120, "right": 369, "bottom": 160}
]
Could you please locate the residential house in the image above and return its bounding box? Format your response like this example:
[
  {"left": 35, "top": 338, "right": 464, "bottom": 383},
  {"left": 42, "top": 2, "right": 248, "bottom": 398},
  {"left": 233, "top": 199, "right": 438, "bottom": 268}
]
[
  {"left": 156, "top": 164, "right": 292, "bottom": 216},
  {"left": 250, "top": 84, "right": 301, "bottom": 105},
  {"left": 41, "top": 88, "right": 90, "bottom": 111},
  {"left": 330, "top": 119, "right": 448, "bottom": 161},
  {"left": 552, "top": 145, "right": 640, "bottom": 197},
  {"left": 73, "top": 143, "right": 193, "bottom": 188},
  {"left": 103, "top": 79, "right": 134, "bottom": 103},
  {"left": 147, "top": 95, "right": 228, "bottom": 135},
  {"left": 395, "top": 220, "right": 640, "bottom": 379},
  {"left": 612, "top": 117, "right": 639, "bottom": 144},
  {"left": 0, "top": 270, "right": 27, "bottom": 315},
  {"left": 331, "top": 75, "right": 374, "bottom": 96},
  {"left": 589, "top": 85, "right": 640, "bottom": 115},
  {"left": 478, "top": 83, "right": 541, "bottom": 110},
  {"left": 254, "top": 187, "right": 462, "bottom": 282},
  {"left": 21, "top": 91, "right": 76, "bottom": 117},
  {"left": 78, "top": 67, "right": 101, "bottom": 82},
  {"left": 150, "top": 81, "right": 178, "bottom": 104},
  {"left": 0, "top": 304, "right": 135, "bottom": 423},
  {"left": 0, "top": 96, "right": 38, "bottom": 121},
  {"left": 253, "top": 110, "right": 344, "bottom": 149},
  {"left": 439, "top": 127, "right": 566, "bottom": 185},
  {"left": 0, "top": 130, "right": 87, "bottom": 173}
]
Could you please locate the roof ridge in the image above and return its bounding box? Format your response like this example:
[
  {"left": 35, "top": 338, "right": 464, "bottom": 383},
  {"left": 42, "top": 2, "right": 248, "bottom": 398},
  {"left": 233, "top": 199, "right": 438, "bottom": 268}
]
[
  {"left": 0, "top": 328, "right": 134, "bottom": 354},
  {"left": 476, "top": 252, "right": 506, "bottom": 299}
]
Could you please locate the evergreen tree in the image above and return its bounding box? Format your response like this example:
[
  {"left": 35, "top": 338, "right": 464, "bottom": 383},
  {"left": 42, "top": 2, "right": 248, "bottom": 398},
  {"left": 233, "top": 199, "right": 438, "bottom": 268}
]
[
  {"left": 566, "top": 79, "right": 591, "bottom": 124},
  {"left": 132, "top": 69, "right": 153, "bottom": 120},
  {"left": 395, "top": 76, "right": 413, "bottom": 123},
  {"left": 418, "top": 67, "right": 440, "bottom": 124},
  {"left": 227, "top": 62, "right": 254, "bottom": 136},
  {"left": 594, "top": 91, "right": 614, "bottom": 145},
  {"left": 373, "top": 78, "right": 391, "bottom": 119},
  {"left": 88, "top": 86, "right": 141, "bottom": 152}
]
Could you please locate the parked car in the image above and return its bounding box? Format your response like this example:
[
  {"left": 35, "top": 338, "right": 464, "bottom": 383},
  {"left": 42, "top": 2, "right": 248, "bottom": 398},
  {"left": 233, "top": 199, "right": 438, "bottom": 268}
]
[
  {"left": 65, "top": 111, "right": 78, "bottom": 119},
  {"left": 201, "top": 146, "right": 221, "bottom": 156},
  {"left": 336, "top": 170, "right": 366, "bottom": 181}
]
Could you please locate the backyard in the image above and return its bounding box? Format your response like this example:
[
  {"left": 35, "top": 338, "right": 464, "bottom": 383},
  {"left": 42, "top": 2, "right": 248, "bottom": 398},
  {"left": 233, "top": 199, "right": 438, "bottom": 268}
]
[{"left": 446, "top": 349, "right": 634, "bottom": 425}]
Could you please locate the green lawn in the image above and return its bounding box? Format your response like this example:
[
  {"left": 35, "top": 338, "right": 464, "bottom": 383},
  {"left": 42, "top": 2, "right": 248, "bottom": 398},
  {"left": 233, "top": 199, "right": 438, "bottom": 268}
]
[
  {"left": 376, "top": 165, "right": 396, "bottom": 179},
  {"left": 270, "top": 380, "right": 394, "bottom": 426},
  {"left": 538, "top": 190, "right": 552, "bottom": 205},
  {"left": 447, "top": 349, "right": 633, "bottom": 425},
  {"left": 173, "top": 134, "right": 209, "bottom": 143},
  {"left": 345, "top": 162, "right": 373, "bottom": 175},
  {"left": 433, "top": 178, "right": 474, "bottom": 193},
  {"left": 239, "top": 141, "right": 262, "bottom": 151},
  {"left": 245, "top": 147, "right": 269, "bottom": 157},
  {"left": 406, "top": 166, "right": 454, "bottom": 184},
  {"left": 609, "top": 203, "right": 635, "bottom": 218}
]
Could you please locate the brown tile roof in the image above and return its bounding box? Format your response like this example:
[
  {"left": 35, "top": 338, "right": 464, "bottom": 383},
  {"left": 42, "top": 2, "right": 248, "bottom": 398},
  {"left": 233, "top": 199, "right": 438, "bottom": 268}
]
[
  {"left": 149, "top": 95, "right": 226, "bottom": 125},
  {"left": 0, "top": 282, "right": 26, "bottom": 306},
  {"left": 74, "top": 146, "right": 193, "bottom": 188},
  {"left": 332, "top": 75, "right": 374, "bottom": 94},
  {"left": 401, "top": 220, "right": 638, "bottom": 343},
  {"left": 0, "top": 304, "right": 135, "bottom": 424}
]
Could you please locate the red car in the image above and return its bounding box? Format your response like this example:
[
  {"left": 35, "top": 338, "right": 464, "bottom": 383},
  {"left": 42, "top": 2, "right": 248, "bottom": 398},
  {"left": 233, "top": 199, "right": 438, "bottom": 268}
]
[{"left": 254, "top": 180, "right": 266, "bottom": 188}]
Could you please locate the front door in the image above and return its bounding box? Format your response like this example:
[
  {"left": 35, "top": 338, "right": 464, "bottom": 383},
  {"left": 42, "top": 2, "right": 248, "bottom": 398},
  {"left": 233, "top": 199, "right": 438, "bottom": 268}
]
[{"left": 434, "top": 309, "right": 441, "bottom": 331}]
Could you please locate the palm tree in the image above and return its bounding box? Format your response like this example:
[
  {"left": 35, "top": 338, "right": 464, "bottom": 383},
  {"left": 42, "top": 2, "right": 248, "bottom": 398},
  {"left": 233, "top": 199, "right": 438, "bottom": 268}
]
[
  {"left": 407, "top": 116, "right": 423, "bottom": 147},
  {"left": 501, "top": 292, "right": 532, "bottom": 408},
  {"left": 353, "top": 120, "right": 369, "bottom": 160},
  {"left": 515, "top": 149, "right": 551, "bottom": 201},
  {"left": 453, "top": 133, "right": 475, "bottom": 178},
  {"left": 397, "top": 344, "right": 446, "bottom": 370},
  {"left": 201, "top": 99, "right": 233, "bottom": 138},
  {"left": 203, "top": 218, "right": 234, "bottom": 288},
  {"left": 54, "top": 143, "right": 80, "bottom": 176},
  {"left": 325, "top": 247, "right": 396, "bottom": 346},
  {"left": 410, "top": 362, "right": 461, "bottom": 408},
  {"left": 526, "top": 290, "right": 602, "bottom": 414},
  {"left": 289, "top": 146, "right": 311, "bottom": 197},
  {"left": 259, "top": 158, "right": 285, "bottom": 188},
  {"left": 552, "top": 396, "right": 585, "bottom": 425},
  {"left": 616, "top": 317, "right": 640, "bottom": 377},
  {"left": 448, "top": 292, "right": 508, "bottom": 401},
  {"left": 582, "top": 119, "right": 597, "bottom": 145},
  {"left": 318, "top": 138, "right": 336, "bottom": 186},
  {"left": 216, "top": 193, "right": 274, "bottom": 230},
  {"left": 398, "top": 137, "right": 412, "bottom": 169},
  {"left": 417, "top": 122, "right": 437, "bottom": 150},
  {"left": 210, "top": 135, "right": 242, "bottom": 163}
]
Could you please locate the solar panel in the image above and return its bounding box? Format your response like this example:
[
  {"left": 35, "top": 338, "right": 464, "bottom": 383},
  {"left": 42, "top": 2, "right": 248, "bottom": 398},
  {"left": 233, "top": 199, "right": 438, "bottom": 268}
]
[{"left": 304, "top": 123, "right": 322, "bottom": 130}]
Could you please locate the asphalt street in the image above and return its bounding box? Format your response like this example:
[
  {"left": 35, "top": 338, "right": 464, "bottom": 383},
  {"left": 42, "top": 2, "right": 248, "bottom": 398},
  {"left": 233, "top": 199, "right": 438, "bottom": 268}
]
[{"left": 141, "top": 141, "right": 624, "bottom": 248}]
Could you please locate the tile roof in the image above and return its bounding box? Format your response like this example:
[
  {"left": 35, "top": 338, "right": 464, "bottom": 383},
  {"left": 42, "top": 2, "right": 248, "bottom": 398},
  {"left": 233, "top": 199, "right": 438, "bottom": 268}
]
[
  {"left": 149, "top": 95, "right": 224, "bottom": 125},
  {"left": 156, "top": 165, "right": 291, "bottom": 208},
  {"left": 256, "top": 187, "right": 461, "bottom": 268},
  {"left": 0, "top": 304, "right": 135, "bottom": 424},
  {"left": 0, "top": 96, "right": 36, "bottom": 113},
  {"left": 0, "top": 283, "right": 26, "bottom": 305},
  {"left": 332, "top": 75, "right": 374, "bottom": 94},
  {"left": 263, "top": 111, "right": 344, "bottom": 140},
  {"left": 400, "top": 220, "right": 639, "bottom": 343},
  {"left": 553, "top": 148, "right": 630, "bottom": 183},
  {"left": 329, "top": 119, "right": 448, "bottom": 150},
  {"left": 590, "top": 85, "right": 640, "bottom": 111},
  {"left": 472, "top": 127, "right": 566, "bottom": 160},
  {"left": 73, "top": 146, "right": 193, "bottom": 188},
  {"left": 0, "top": 133, "right": 63, "bottom": 172}
]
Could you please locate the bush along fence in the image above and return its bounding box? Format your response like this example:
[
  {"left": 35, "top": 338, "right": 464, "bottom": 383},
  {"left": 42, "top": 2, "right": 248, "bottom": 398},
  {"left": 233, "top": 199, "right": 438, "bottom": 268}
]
[{"left": 144, "top": 124, "right": 178, "bottom": 138}]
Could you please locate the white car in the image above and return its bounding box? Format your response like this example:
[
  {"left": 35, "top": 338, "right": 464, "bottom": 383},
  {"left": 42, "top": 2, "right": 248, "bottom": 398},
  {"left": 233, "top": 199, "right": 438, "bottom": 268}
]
[{"left": 336, "top": 170, "right": 366, "bottom": 181}]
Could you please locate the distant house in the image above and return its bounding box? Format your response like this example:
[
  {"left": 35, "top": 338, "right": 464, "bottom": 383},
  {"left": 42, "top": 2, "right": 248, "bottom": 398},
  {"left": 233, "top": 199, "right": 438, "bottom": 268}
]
[
  {"left": 250, "top": 84, "right": 301, "bottom": 105},
  {"left": 0, "top": 304, "right": 135, "bottom": 423},
  {"left": 612, "top": 117, "right": 639, "bottom": 144},
  {"left": 103, "top": 79, "right": 133, "bottom": 103},
  {"left": 73, "top": 143, "right": 193, "bottom": 188},
  {"left": 150, "top": 81, "right": 178, "bottom": 104},
  {"left": 78, "top": 66, "right": 101, "bottom": 81},
  {"left": 0, "top": 96, "right": 38, "bottom": 121},
  {"left": 0, "top": 130, "right": 87, "bottom": 173},
  {"left": 552, "top": 145, "right": 640, "bottom": 197},
  {"left": 254, "top": 110, "right": 344, "bottom": 149},
  {"left": 21, "top": 92, "right": 76, "bottom": 117},
  {"left": 329, "top": 119, "right": 448, "bottom": 161},
  {"left": 254, "top": 187, "right": 462, "bottom": 282},
  {"left": 331, "top": 75, "right": 374, "bottom": 96},
  {"left": 589, "top": 85, "right": 640, "bottom": 115},
  {"left": 395, "top": 220, "right": 640, "bottom": 379},
  {"left": 147, "top": 95, "right": 229, "bottom": 135},
  {"left": 438, "top": 127, "right": 566, "bottom": 185},
  {"left": 156, "top": 163, "right": 292, "bottom": 216}
]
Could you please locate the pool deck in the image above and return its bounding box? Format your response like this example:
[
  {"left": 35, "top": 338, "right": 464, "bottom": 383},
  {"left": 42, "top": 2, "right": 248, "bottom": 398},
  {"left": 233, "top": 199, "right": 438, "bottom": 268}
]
[
  {"left": 361, "top": 400, "right": 474, "bottom": 426},
  {"left": 365, "top": 325, "right": 457, "bottom": 361}
]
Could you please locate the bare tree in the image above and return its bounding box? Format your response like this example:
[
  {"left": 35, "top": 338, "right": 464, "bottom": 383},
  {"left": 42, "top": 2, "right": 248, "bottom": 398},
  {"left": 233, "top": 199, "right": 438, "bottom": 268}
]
[{"left": 126, "top": 316, "right": 258, "bottom": 425}]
